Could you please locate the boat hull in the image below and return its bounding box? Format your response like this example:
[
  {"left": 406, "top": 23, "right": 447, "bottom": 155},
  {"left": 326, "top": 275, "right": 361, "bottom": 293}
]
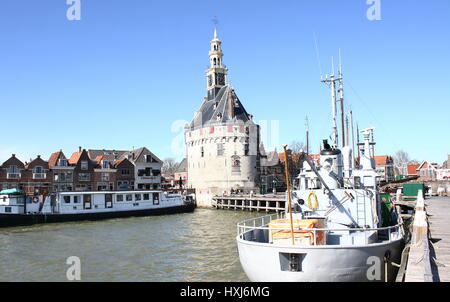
[
  {"left": 0, "top": 203, "right": 196, "bottom": 228},
  {"left": 237, "top": 237, "right": 404, "bottom": 282}
]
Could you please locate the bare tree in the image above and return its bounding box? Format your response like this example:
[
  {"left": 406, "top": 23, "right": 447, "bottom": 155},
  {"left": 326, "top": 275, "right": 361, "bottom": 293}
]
[
  {"left": 289, "top": 140, "right": 306, "bottom": 154},
  {"left": 393, "top": 150, "right": 410, "bottom": 168},
  {"left": 162, "top": 158, "right": 179, "bottom": 176}
]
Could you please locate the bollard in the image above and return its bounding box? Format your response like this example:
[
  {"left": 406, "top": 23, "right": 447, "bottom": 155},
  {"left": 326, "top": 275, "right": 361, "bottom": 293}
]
[
  {"left": 412, "top": 210, "right": 427, "bottom": 246},
  {"left": 415, "top": 190, "right": 425, "bottom": 211},
  {"left": 396, "top": 188, "right": 402, "bottom": 203}
]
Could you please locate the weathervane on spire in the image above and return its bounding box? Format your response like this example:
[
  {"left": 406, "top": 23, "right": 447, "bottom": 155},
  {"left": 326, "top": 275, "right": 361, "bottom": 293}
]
[{"left": 212, "top": 16, "right": 219, "bottom": 39}]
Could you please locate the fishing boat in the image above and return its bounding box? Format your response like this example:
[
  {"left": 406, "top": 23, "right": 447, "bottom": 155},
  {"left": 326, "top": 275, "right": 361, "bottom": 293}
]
[
  {"left": 236, "top": 63, "right": 405, "bottom": 282},
  {"left": 0, "top": 190, "right": 196, "bottom": 228}
]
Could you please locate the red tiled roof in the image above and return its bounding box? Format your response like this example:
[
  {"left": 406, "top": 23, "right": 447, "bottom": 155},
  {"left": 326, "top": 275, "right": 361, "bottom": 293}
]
[
  {"left": 278, "top": 153, "right": 301, "bottom": 163},
  {"left": 373, "top": 156, "right": 392, "bottom": 166},
  {"left": 407, "top": 164, "right": 420, "bottom": 175},
  {"left": 69, "top": 152, "right": 82, "bottom": 165},
  {"left": 48, "top": 151, "right": 62, "bottom": 167}
]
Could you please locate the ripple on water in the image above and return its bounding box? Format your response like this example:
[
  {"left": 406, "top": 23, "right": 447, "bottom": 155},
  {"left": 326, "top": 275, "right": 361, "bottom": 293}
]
[{"left": 0, "top": 209, "right": 262, "bottom": 281}]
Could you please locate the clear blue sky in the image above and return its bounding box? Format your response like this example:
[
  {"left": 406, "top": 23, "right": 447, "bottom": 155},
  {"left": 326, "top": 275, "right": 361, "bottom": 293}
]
[{"left": 0, "top": 0, "right": 449, "bottom": 165}]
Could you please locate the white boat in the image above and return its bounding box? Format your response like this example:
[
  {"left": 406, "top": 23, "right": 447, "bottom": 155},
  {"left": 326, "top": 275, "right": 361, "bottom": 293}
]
[
  {"left": 0, "top": 190, "right": 196, "bottom": 227},
  {"left": 236, "top": 64, "right": 405, "bottom": 282},
  {"left": 236, "top": 136, "right": 405, "bottom": 282}
]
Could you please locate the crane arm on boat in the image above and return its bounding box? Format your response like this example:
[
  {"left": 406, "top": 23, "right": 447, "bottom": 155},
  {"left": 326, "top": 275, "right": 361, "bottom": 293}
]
[{"left": 299, "top": 152, "right": 361, "bottom": 228}]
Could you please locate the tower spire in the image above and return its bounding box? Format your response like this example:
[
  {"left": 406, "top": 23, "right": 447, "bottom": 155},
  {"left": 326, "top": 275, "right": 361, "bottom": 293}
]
[{"left": 206, "top": 25, "right": 228, "bottom": 100}]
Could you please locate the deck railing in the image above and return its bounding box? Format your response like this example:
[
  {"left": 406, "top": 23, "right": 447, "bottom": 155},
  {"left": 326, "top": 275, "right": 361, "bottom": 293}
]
[{"left": 237, "top": 213, "right": 404, "bottom": 246}]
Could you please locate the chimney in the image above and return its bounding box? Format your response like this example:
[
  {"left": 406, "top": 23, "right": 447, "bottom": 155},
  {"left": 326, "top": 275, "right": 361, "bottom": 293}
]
[
  {"left": 37, "top": 155, "right": 41, "bottom": 159},
  {"left": 79, "top": 146, "right": 82, "bottom": 152},
  {"left": 12, "top": 154, "right": 16, "bottom": 158},
  {"left": 132, "top": 152, "right": 136, "bottom": 160}
]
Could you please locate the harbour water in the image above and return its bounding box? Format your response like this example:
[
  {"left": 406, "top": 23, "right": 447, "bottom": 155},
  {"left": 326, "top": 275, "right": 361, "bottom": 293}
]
[{"left": 0, "top": 209, "right": 261, "bottom": 282}]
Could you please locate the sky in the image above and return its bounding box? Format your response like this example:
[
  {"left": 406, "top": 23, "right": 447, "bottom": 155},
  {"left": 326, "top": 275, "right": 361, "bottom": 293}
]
[{"left": 0, "top": 0, "right": 449, "bottom": 165}]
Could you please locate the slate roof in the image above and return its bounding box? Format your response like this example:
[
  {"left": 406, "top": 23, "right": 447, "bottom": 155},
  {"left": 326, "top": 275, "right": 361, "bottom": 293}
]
[
  {"left": 175, "top": 158, "right": 188, "bottom": 173},
  {"left": 189, "top": 85, "right": 252, "bottom": 130}
]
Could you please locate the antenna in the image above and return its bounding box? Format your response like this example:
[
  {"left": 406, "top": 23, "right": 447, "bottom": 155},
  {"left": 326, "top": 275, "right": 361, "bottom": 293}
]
[
  {"left": 321, "top": 56, "right": 338, "bottom": 148},
  {"left": 305, "top": 116, "right": 310, "bottom": 155},
  {"left": 313, "top": 32, "right": 323, "bottom": 78},
  {"left": 337, "top": 49, "right": 345, "bottom": 148}
]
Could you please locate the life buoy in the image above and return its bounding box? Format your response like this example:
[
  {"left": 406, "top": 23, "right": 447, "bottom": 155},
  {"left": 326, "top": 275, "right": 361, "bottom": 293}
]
[
  {"left": 32, "top": 197, "right": 39, "bottom": 204},
  {"left": 307, "top": 192, "right": 319, "bottom": 210}
]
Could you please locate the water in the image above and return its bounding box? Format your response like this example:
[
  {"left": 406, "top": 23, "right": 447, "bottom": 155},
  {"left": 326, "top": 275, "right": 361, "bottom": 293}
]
[{"left": 0, "top": 209, "right": 262, "bottom": 282}]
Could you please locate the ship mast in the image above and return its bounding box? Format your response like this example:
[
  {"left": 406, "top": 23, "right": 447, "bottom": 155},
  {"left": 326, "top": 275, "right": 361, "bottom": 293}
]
[
  {"left": 321, "top": 57, "right": 339, "bottom": 149},
  {"left": 337, "top": 49, "right": 345, "bottom": 148}
]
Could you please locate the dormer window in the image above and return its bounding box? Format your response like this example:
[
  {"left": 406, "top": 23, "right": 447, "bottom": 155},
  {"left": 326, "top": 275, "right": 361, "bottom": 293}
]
[
  {"left": 102, "top": 161, "right": 110, "bottom": 169},
  {"left": 58, "top": 159, "right": 68, "bottom": 166},
  {"left": 81, "top": 160, "right": 88, "bottom": 170}
]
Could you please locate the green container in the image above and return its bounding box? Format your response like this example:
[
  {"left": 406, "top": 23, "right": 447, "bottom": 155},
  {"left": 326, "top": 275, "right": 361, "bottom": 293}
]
[
  {"left": 403, "top": 183, "right": 425, "bottom": 198},
  {"left": 380, "top": 193, "right": 393, "bottom": 227}
]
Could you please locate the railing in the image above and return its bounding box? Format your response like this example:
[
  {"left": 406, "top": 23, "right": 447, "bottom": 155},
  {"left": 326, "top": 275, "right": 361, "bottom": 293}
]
[
  {"left": 33, "top": 173, "right": 47, "bottom": 180},
  {"left": 6, "top": 173, "right": 21, "bottom": 179},
  {"left": 237, "top": 213, "right": 404, "bottom": 246}
]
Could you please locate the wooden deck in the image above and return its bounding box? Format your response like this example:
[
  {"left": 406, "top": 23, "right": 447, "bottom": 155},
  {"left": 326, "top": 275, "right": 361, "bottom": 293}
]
[
  {"left": 405, "top": 196, "right": 450, "bottom": 282},
  {"left": 426, "top": 197, "right": 450, "bottom": 281}
]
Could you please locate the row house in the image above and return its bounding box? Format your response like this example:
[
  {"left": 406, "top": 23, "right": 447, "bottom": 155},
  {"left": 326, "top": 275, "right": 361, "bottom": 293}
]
[
  {"left": 0, "top": 146, "right": 162, "bottom": 195},
  {"left": 69, "top": 149, "right": 96, "bottom": 191},
  {"left": 49, "top": 151, "right": 75, "bottom": 192},
  {"left": 0, "top": 154, "right": 52, "bottom": 195},
  {"left": 373, "top": 156, "right": 395, "bottom": 183},
  {"left": 88, "top": 147, "right": 162, "bottom": 190},
  {"left": 416, "top": 160, "right": 439, "bottom": 181}
]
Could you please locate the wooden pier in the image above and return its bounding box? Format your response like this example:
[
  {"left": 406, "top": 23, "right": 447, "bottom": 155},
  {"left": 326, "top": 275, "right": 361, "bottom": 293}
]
[
  {"left": 212, "top": 194, "right": 286, "bottom": 212},
  {"left": 404, "top": 195, "right": 450, "bottom": 282}
]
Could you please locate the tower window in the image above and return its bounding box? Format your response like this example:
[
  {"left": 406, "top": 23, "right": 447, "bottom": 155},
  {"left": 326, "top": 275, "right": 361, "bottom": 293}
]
[
  {"left": 244, "top": 144, "right": 250, "bottom": 156},
  {"left": 217, "top": 143, "right": 224, "bottom": 156}
]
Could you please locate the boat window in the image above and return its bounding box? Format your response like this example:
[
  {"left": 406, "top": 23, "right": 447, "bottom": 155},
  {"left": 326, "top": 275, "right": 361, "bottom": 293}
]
[
  {"left": 279, "top": 253, "right": 306, "bottom": 272},
  {"left": 105, "top": 194, "right": 112, "bottom": 203},
  {"left": 73, "top": 196, "right": 79, "bottom": 203},
  {"left": 143, "top": 193, "right": 150, "bottom": 200},
  {"left": 83, "top": 195, "right": 92, "bottom": 210},
  {"left": 117, "top": 194, "right": 123, "bottom": 202},
  {"left": 63, "top": 196, "right": 71, "bottom": 204},
  {"left": 135, "top": 194, "right": 142, "bottom": 201},
  {"left": 354, "top": 176, "right": 361, "bottom": 189},
  {"left": 153, "top": 193, "right": 160, "bottom": 205},
  {"left": 126, "top": 194, "right": 133, "bottom": 201}
]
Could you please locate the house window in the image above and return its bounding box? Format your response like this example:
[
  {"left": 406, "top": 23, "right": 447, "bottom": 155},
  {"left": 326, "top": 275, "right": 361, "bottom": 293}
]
[
  {"left": 79, "top": 173, "right": 90, "bottom": 181},
  {"left": 102, "top": 161, "right": 110, "bottom": 169},
  {"left": 201, "top": 147, "right": 204, "bottom": 158},
  {"left": 102, "top": 173, "right": 110, "bottom": 181},
  {"left": 121, "top": 169, "right": 130, "bottom": 175},
  {"left": 58, "top": 159, "right": 68, "bottom": 166},
  {"left": 81, "top": 160, "right": 88, "bottom": 170},
  {"left": 34, "top": 166, "right": 43, "bottom": 173},
  {"left": 8, "top": 165, "right": 18, "bottom": 174}
]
